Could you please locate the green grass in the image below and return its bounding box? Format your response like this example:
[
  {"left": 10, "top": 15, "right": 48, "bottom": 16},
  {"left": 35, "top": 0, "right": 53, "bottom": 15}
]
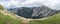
[
  {"left": 29, "top": 13, "right": 60, "bottom": 24},
  {"left": 0, "top": 4, "right": 4, "bottom": 10},
  {"left": 0, "top": 12, "right": 23, "bottom": 24}
]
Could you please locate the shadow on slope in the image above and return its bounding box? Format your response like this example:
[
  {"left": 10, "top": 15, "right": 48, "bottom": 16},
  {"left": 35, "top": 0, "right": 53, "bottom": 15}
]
[{"left": 29, "top": 13, "right": 60, "bottom": 24}]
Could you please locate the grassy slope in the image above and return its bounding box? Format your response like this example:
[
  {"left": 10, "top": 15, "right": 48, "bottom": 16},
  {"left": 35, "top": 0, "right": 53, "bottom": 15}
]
[
  {"left": 0, "top": 5, "right": 23, "bottom": 24},
  {"left": 29, "top": 13, "right": 60, "bottom": 24},
  {"left": 0, "top": 12, "right": 23, "bottom": 24}
]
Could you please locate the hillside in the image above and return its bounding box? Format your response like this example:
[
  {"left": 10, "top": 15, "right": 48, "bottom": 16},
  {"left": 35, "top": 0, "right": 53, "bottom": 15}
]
[
  {"left": 9, "top": 5, "right": 58, "bottom": 19},
  {"left": 0, "top": 10, "right": 23, "bottom": 24},
  {"left": 29, "top": 13, "right": 60, "bottom": 24},
  {"left": 0, "top": 4, "right": 60, "bottom": 24},
  {"left": 0, "top": 9, "right": 60, "bottom": 24},
  {"left": 0, "top": 4, "right": 23, "bottom": 24}
]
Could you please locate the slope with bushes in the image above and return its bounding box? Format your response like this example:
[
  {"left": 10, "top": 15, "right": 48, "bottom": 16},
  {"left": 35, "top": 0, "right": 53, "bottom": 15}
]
[
  {"left": 0, "top": 4, "right": 23, "bottom": 24},
  {"left": 0, "top": 12, "right": 22, "bottom": 24},
  {"left": 0, "top": 4, "right": 4, "bottom": 10},
  {"left": 29, "top": 13, "right": 60, "bottom": 24}
]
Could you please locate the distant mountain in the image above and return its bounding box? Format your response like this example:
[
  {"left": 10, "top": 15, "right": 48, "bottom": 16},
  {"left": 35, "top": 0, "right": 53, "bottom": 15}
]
[
  {"left": 7, "top": 5, "right": 60, "bottom": 19},
  {"left": 31, "top": 5, "right": 58, "bottom": 19}
]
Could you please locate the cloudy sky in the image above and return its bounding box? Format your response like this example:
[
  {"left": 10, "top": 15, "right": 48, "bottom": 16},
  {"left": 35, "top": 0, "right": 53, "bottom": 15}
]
[{"left": 0, "top": 0, "right": 60, "bottom": 10}]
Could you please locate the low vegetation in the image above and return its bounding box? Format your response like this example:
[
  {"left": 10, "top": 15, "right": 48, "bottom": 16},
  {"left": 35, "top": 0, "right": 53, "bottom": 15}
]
[
  {"left": 0, "top": 4, "right": 23, "bottom": 24},
  {"left": 0, "top": 11, "right": 23, "bottom": 24},
  {"left": 29, "top": 13, "right": 60, "bottom": 24},
  {"left": 0, "top": 4, "right": 60, "bottom": 24},
  {"left": 0, "top": 4, "right": 4, "bottom": 10}
]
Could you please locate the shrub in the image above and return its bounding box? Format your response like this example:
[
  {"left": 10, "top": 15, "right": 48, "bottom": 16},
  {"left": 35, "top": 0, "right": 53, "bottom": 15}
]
[{"left": 0, "top": 4, "right": 4, "bottom": 10}]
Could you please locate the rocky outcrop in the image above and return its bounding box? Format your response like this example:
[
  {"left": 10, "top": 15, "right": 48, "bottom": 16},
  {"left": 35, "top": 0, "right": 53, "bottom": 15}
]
[
  {"left": 16, "top": 7, "right": 33, "bottom": 18},
  {"left": 31, "top": 6, "right": 57, "bottom": 18},
  {"left": 10, "top": 5, "right": 58, "bottom": 19}
]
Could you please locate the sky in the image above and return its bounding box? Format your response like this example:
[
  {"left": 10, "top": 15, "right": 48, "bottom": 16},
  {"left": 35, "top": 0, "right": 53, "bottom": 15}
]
[{"left": 0, "top": 0, "right": 60, "bottom": 10}]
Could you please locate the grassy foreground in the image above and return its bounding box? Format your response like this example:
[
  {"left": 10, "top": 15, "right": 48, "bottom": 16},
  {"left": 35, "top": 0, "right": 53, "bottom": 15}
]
[
  {"left": 0, "top": 12, "right": 22, "bottom": 24},
  {"left": 29, "top": 13, "right": 60, "bottom": 24}
]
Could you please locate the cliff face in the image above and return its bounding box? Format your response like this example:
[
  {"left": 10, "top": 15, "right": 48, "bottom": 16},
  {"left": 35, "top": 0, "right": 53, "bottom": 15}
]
[
  {"left": 17, "top": 7, "right": 33, "bottom": 18},
  {"left": 12, "top": 5, "right": 58, "bottom": 19},
  {"left": 31, "top": 6, "right": 57, "bottom": 18}
]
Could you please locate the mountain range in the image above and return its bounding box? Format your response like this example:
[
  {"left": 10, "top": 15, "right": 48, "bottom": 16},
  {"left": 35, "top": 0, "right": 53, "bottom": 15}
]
[{"left": 7, "top": 5, "right": 60, "bottom": 19}]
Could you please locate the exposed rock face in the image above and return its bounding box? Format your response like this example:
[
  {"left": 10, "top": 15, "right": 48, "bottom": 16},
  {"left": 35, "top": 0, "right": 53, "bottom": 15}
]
[
  {"left": 16, "top": 7, "right": 33, "bottom": 18},
  {"left": 31, "top": 6, "right": 57, "bottom": 18},
  {"left": 11, "top": 5, "right": 58, "bottom": 19}
]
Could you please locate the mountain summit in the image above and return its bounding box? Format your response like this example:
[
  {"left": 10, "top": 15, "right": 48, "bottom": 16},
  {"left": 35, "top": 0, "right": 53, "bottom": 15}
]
[{"left": 9, "top": 5, "right": 59, "bottom": 19}]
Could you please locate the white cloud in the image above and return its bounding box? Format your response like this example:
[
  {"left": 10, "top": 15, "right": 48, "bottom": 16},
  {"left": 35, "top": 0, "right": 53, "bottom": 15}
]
[
  {"left": 23, "top": 0, "right": 56, "bottom": 5},
  {"left": 0, "top": 0, "right": 59, "bottom": 7},
  {"left": 0, "top": 0, "right": 60, "bottom": 10},
  {"left": 20, "top": 0, "right": 59, "bottom": 7}
]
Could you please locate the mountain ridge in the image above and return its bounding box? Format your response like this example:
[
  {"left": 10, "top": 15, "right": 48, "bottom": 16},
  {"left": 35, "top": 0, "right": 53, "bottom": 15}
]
[{"left": 7, "top": 5, "right": 60, "bottom": 19}]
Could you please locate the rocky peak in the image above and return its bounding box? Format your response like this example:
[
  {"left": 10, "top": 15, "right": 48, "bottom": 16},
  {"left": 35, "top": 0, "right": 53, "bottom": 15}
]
[
  {"left": 31, "top": 6, "right": 57, "bottom": 18},
  {"left": 10, "top": 5, "right": 59, "bottom": 19}
]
